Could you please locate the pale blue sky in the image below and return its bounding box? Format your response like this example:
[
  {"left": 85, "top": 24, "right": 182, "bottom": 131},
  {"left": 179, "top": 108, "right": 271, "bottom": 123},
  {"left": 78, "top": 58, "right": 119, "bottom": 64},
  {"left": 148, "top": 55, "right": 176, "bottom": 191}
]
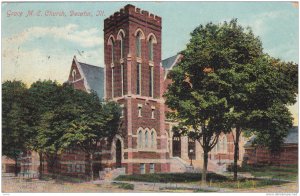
[{"left": 2, "top": 1, "right": 299, "bottom": 123}]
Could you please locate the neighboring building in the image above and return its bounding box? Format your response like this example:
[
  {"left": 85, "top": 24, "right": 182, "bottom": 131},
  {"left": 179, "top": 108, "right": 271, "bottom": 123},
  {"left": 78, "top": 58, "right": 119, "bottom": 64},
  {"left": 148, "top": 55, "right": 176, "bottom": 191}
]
[
  {"left": 2, "top": 156, "right": 19, "bottom": 174},
  {"left": 19, "top": 151, "right": 42, "bottom": 175},
  {"left": 244, "top": 126, "right": 298, "bottom": 165}
]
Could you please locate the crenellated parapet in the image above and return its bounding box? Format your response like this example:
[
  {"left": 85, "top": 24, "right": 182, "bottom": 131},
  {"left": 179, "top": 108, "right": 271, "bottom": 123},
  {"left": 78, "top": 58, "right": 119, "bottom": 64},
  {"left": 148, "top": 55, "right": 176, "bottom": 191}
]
[{"left": 104, "top": 4, "right": 161, "bottom": 29}]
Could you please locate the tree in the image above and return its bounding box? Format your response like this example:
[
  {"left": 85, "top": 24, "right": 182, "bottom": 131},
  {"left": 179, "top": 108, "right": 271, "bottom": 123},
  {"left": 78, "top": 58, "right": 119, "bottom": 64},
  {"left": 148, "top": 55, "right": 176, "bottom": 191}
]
[
  {"left": 26, "top": 80, "right": 62, "bottom": 178},
  {"left": 219, "top": 55, "right": 298, "bottom": 180},
  {"left": 2, "top": 81, "right": 29, "bottom": 176},
  {"left": 164, "top": 23, "right": 237, "bottom": 185},
  {"left": 57, "top": 89, "right": 122, "bottom": 180},
  {"left": 165, "top": 19, "right": 298, "bottom": 183},
  {"left": 246, "top": 102, "right": 293, "bottom": 154}
]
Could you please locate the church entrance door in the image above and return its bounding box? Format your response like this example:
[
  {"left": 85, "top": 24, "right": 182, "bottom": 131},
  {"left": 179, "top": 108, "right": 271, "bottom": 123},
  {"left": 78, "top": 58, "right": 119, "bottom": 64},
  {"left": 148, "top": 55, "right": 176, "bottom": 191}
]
[{"left": 116, "top": 140, "right": 122, "bottom": 168}]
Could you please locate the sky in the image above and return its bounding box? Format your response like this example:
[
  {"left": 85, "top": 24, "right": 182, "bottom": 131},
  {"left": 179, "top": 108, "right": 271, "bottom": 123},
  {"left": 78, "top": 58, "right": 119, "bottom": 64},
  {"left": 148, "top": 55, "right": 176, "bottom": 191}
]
[{"left": 1, "top": 1, "right": 299, "bottom": 124}]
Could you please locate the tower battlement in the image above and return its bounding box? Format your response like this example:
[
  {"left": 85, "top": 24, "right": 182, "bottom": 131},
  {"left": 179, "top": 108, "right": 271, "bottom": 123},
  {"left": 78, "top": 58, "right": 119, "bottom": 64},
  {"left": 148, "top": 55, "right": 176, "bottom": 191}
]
[{"left": 104, "top": 4, "right": 161, "bottom": 29}]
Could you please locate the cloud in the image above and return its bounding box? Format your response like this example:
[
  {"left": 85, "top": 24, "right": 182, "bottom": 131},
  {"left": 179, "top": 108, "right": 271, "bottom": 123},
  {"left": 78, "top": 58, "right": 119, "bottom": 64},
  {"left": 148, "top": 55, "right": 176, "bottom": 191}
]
[
  {"left": 3, "top": 24, "right": 102, "bottom": 48},
  {"left": 2, "top": 47, "right": 71, "bottom": 85},
  {"left": 2, "top": 23, "right": 104, "bottom": 85},
  {"left": 2, "top": 46, "right": 103, "bottom": 85},
  {"left": 74, "top": 50, "right": 104, "bottom": 67},
  {"left": 240, "top": 11, "right": 283, "bottom": 37}
]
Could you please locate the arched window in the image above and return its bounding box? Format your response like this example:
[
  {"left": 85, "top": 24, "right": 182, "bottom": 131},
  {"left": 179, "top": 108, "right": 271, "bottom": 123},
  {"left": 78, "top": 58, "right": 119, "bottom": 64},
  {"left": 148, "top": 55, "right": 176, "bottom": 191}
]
[
  {"left": 216, "top": 139, "right": 221, "bottom": 152},
  {"left": 120, "top": 32, "right": 125, "bottom": 59},
  {"left": 137, "top": 63, "right": 141, "bottom": 95},
  {"left": 223, "top": 136, "right": 227, "bottom": 153},
  {"left": 138, "top": 130, "right": 143, "bottom": 148},
  {"left": 121, "top": 63, "right": 124, "bottom": 96},
  {"left": 72, "top": 69, "right": 76, "bottom": 81},
  {"left": 110, "top": 37, "right": 115, "bottom": 63},
  {"left": 148, "top": 36, "right": 154, "bottom": 61},
  {"left": 149, "top": 66, "right": 154, "bottom": 97},
  {"left": 136, "top": 31, "right": 142, "bottom": 57},
  {"left": 145, "top": 130, "right": 149, "bottom": 148},
  {"left": 151, "top": 131, "right": 155, "bottom": 148},
  {"left": 111, "top": 66, "right": 114, "bottom": 98}
]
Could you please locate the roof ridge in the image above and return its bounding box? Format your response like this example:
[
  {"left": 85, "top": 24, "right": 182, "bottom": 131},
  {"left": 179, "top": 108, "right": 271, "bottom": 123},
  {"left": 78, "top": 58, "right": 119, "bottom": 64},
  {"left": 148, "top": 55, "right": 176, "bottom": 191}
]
[{"left": 78, "top": 61, "right": 103, "bottom": 69}]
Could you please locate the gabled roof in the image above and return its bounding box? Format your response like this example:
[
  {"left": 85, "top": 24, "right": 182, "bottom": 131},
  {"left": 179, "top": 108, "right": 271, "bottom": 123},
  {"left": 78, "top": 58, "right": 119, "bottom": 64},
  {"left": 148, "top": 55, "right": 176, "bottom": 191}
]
[
  {"left": 244, "top": 126, "right": 298, "bottom": 148},
  {"left": 284, "top": 126, "right": 298, "bottom": 144},
  {"left": 78, "top": 62, "right": 104, "bottom": 99},
  {"left": 244, "top": 136, "right": 256, "bottom": 148},
  {"left": 69, "top": 56, "right": 104, "bottom": 99},
  {"left": 161, "top": 55, "right": 179, "bottom": 69},
  {"left": 161, "top": 54, "right": 182, "bottom": 79}
]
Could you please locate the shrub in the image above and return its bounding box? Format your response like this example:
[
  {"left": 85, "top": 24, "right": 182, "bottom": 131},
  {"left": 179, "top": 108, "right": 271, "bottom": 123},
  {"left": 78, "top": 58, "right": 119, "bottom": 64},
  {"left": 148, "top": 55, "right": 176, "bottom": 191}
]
[
  {"left": 114, "top": 182, "right": 134, "bottom": 190},
  {"left": 115, "top": 172, "right": 228, "bottom": 183}
]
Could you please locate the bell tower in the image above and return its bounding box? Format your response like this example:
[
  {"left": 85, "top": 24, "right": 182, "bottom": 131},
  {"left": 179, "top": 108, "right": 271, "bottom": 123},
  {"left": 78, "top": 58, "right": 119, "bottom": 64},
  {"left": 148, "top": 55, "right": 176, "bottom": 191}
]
[{"left": 104, "top": 4, "right": 169, "bottom": 174}]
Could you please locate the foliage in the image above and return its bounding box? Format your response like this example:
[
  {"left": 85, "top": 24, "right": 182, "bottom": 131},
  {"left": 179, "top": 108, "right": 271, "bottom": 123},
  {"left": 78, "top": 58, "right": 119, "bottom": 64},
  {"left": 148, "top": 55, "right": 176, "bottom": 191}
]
[
  {"left": 165, "top": 20, "right": 261, "bottom": 185},
  {"left": 115, "top": 173, "right": 228, "bottom": 183},
  {"left": 114, "top": 182, "right": 134, "bottom": 190},
  {"left": 165, "top": 19, "right": 298, "bottom": 182},
  {"left": 2, "top": 79, "right": 121, "bottom": 180},
  {"left": 194, "top": 188, "right": 217, "bottom": 192},
  {"left": 227, "top": 164, "right": 298, "bottom": 181},
  {"left": 2, "top": 80, "right": 30, "bottom": 175},
  {"left": 247, "top": 103, "right": 293, "bottom": 153}
]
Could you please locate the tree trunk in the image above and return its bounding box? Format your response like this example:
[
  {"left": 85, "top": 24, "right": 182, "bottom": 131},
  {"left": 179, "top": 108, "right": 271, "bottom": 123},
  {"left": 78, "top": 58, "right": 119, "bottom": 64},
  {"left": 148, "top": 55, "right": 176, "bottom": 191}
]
[
  {"left": 53, "top": 155, "right": 58, "bottom": 178},
  {"left": 233, "top": 127, "right": 241, "bottom": 181},
  {"left": 89, "top": 153, "right": 94, "bottom": 181},
  {"left": 39, "top": 152, "right": 43, "bottom": 179},
  {"left": 14, "top": 158, "right": 18, "bottom": 177},
  {"left": 201, "top": 150, "right": 209, "bottom": 186}
]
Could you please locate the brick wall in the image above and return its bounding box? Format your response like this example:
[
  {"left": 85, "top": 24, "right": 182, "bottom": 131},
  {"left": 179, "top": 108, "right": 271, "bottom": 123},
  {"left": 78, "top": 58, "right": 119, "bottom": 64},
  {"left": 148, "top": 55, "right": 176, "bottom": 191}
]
[{"left": 244, "top": 145, "right": 298, "bottom": 165}]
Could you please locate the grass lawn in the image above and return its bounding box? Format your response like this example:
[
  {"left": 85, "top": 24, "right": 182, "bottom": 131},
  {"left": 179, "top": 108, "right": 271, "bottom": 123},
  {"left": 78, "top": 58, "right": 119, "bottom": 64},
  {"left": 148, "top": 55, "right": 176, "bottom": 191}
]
[
  {"left": 230, "top": 164, "right": 298, "bottom": 181},
  {"left": 213, "top": 178, "right": 289, "bottom": 189}
]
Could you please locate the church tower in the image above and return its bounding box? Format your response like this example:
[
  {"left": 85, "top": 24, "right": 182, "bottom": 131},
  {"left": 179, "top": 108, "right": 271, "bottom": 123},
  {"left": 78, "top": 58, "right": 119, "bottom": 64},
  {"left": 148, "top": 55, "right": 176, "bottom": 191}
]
[{"left": 104, "top": 4, "right": 169, "bottom": 174}]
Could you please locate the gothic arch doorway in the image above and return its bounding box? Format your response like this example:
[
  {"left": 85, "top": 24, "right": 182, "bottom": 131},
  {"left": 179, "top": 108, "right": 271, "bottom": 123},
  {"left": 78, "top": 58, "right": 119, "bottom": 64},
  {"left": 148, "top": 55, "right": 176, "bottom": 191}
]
[{"left": 116, "top": 139, "right": 122, "bottom": 168}]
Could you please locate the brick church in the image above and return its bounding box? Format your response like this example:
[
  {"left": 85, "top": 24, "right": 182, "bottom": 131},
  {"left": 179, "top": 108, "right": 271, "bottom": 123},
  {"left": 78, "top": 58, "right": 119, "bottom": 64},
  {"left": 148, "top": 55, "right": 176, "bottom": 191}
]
[
  {"left": 61, "top": 4, "right": 246, "bottom": 176},
  {"left": 19, "top": 4, "right": 297, "bottom": 178}
]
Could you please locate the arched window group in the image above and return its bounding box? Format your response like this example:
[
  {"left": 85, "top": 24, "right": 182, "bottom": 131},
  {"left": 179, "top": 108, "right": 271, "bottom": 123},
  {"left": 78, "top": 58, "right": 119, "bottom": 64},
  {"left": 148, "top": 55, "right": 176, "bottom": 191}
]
[
  {"left": 134, "top": 29, "right": 157, "bottom": 97},
  {"left": 137, "top": 128, "right": 157, "bottom": 150},
  {"left": 214, "top": 135, "right": 228, "bottom": 153},
  {"left": 134, "top": 29, "right": 157, "bottom": 60},
  {"left": 107, "top": 29, "right": 157, "bottom": 98},
  {"left": 108, "top": 29, "right": 126, "bottom": 64},
  {"left": 108, "top": 30, "right": 126, "bottom": 98},
  {"left": 107, "top": 29, "right": 157, "bottom": 62}
]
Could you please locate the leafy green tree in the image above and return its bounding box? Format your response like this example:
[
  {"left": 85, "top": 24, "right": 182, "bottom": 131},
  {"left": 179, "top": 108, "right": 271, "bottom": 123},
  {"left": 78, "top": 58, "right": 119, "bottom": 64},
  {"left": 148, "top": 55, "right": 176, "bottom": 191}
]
[
  {"left": 26, "top": 80, "right": 62, "bottom": 178},
  {"left": 2, "top": 80, "right": 29, "bottom": 176},
  {"left": 219, "top": 55, "right": 298, "bottom": 180},
  {"left": 165, "top": 19, "right": 262, "bottom": 184},
  {"left": 164, "top": 22, "right": 241, "bottom": 185},
  {"left": 246, "top": 102, "right": 293, "bottom": 154},
  {"left": 165, "top": 19, "right": 298, "bottom": 183},
  {"left": 56, "top": 89, "right": 122, "bottom": 180}
]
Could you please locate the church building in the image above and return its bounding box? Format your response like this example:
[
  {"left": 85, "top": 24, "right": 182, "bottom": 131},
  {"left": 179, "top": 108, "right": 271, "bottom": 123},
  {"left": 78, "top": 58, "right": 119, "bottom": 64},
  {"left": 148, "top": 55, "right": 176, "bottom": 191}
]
[
  {"left": 19, "top": 4, "right": 246, "bottom": 177},
  {"left": 64, "top": 4, "right": 245, "bottom": 175}
]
